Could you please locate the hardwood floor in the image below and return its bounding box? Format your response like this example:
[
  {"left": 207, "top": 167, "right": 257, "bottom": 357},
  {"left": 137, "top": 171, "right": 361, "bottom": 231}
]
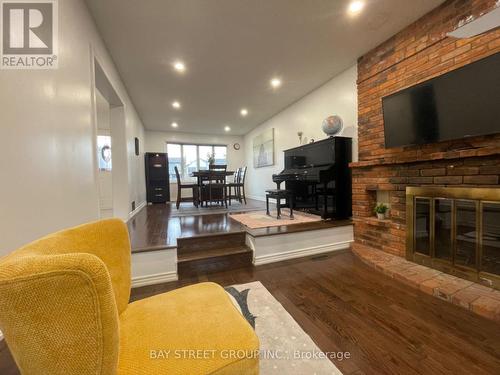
[
  {"left": 130, "top": 250, "right": 500, "bottom": 375},
  {"left": 128, "top": 200, "right": 263, "bottom": 251},
  {"left": 2, "top": 251, "right": 499, "bottom": 374},
  {"left": 128, "top": 199, "right": 351, "bottom": 252}
]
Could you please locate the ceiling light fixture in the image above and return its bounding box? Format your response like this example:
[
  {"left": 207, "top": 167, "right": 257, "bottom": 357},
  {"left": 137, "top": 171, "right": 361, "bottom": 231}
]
[
  {"left": 270, "top": 78, "right": 282, "bottom": 88},
  {"left": 224, "top": 126, "right": 231, "bottom": 132},
  {"left": 171, "top": 122, "right": 179, "bottom": 128},
  {"left": 348, "top": 1, "right": 364, "bottom": 15},
  {"left": 172, "top": 101, "right": 181, "bottom": 109},
  {"left": 240, "top": 108, "right": 248, "bottom": 117},
  {"left": 173, "top": 61, "right": 186, "bottom": 72}
]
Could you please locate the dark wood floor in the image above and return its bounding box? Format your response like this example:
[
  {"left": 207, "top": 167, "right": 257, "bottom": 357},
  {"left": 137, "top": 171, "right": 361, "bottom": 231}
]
[
  {"left": 132, "top": 251, "right": 500, "bottom": 375},
  {"left": 127, "top": 200, "right": 262, "bottom": 251},
  {"left": 2, "top": 250, "right": 500, "bottom": 374},
  {"left": 128, "top": 199, "right": 351, "bottom": 252}
]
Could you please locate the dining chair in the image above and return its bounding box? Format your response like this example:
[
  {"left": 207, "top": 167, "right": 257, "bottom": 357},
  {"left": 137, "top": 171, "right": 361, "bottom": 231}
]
[
  {"left": 201, "top": 165, "right": 228, "bottom": 207},
  {"left": 174, "top": 166, "right": 199, "bottom": 209},
  {"left": 238, "top": 166, "right": 248, "bottom": 204},
  {"left": 208, "top": 164, "right": 227, "bottom": 183},
  {"left": 226, "top": 168, "right": 241, "bottom": 206}
]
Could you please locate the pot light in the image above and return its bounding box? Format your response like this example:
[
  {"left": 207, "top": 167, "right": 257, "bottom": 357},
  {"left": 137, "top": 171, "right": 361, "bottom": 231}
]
[
  {"left": 171, "top": 122, "right": 179, "bottom": 128},
  {"left": 173, "top": 61, "right": 186, "bottom": 72},
  {"left": 240, "top": 108, "right": 248, "bottom": 117},
  {"left": 270, "top": 78, "right": 282, "bottom": 88},
  {"left": 224, "top": 126, "right": 231, "bottom": 132},
  {"left": 172, "top": 101, "right": 181, "bottom": 109},
  {"left": 348, "top": 1, "right": 364, "bottom": 15}
]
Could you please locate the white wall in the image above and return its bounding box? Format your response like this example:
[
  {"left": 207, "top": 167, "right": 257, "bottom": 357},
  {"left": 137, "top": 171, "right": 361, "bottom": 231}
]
[
  {"left": 243, "top": 65, "right": 358, "bottom": 200},
  {"left": 0, "top": 0, "right": 146, "bottom": 255},
  {"left": 145, "top": 130, "right": 245, "bottom": 201}
]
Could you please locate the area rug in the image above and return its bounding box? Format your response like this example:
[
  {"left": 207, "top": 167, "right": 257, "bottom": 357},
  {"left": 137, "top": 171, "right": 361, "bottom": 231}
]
[
  {"left": 229, "top": 209, "right": 322, "bottom": 229},
  {"left": 226, "top": 281, "right": 343, "bottom": 374}
]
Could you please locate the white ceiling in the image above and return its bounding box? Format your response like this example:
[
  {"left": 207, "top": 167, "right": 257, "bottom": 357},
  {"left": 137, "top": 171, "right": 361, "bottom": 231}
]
[{"left": 85, "top": 0, "right": 445, "bottom": 135}]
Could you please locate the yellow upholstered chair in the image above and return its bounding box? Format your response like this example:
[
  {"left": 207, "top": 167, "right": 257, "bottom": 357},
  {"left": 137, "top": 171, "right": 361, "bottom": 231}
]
[{"left": 0, "top": 219, "right": 259, "bottom": 375}]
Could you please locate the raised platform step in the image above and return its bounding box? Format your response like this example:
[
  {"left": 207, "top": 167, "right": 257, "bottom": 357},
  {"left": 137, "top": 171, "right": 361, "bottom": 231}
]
[
  {"left": 178, "top": 245, "right": 251, "bottom": 262},
  {"left": 177, "top": 231, "right": 246, "bottom": 255},
  {"left": 178, "top": 245, "right": 253, "bottom": 277}
]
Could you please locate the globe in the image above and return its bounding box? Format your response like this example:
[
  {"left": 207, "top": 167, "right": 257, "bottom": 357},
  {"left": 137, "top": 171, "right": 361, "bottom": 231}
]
[{"left": 322, "top": 115, "right": 343, "bottom": 137}]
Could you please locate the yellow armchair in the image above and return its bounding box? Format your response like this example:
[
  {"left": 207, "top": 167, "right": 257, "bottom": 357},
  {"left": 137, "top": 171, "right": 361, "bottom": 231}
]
[{"left": 0, "top": 219, "right": 259, "bottom": 375}]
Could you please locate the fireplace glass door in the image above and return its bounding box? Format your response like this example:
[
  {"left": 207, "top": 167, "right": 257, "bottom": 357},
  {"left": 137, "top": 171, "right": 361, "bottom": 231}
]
[
  {"left": 455, "top": 200, "right": 478, "bottom": 269},
  {"left": 435, "top": 198, "right": 452, "bottom": 260},
  {"left": 407, "top": 187, "right": 500, "bottom": 290},
  {"left": 481, "top": 202, "right": 500, "bottom": 276},
  {"left": 415, "top": 198, "right": 431, "bottom": 256}
]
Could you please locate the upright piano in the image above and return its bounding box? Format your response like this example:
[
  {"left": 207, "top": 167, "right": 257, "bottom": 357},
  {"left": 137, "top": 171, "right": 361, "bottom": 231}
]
[{"left": 272, "top": 137, "right": 352, "bottom": 219}]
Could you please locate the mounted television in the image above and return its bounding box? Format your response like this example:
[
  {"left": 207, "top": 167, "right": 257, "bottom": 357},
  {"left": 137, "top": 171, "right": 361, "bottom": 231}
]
[{"left": 382, "top": 52, "right": 500, "bottom": 148}]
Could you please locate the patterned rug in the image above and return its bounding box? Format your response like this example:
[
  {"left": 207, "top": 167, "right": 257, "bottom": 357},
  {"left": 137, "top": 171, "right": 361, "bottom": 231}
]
[
  {"left": 226, "top": 281, "right": 343, "bottom": 374},
  {"left": 229, "top": 209, "right": 322, "bottom": 229}
]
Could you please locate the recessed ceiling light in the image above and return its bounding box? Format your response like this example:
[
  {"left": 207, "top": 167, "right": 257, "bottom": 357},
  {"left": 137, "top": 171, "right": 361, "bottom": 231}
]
[
  {"left": 270, "top": 78, "right": 282, "bottom": 88},
  {"left": 348, "top": 1, "right": 364, "bottom": 15},
  {"left": 173, "top": 61, "right": 186, "bottom": 72},
  {"left": 240, "top": 108, "right": 248, "bottom": 117},
  {"left": 172, "top": 101, "right": 181, "bottom": 109},
  {"left": 224, "top": 126, "right": 231, "bottom": 132},
  {"left": 171, "top": 122, "right": 179, "bottom": 128}
]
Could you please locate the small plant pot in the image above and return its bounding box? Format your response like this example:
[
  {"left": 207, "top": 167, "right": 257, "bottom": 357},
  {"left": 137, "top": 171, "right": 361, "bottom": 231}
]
[{"left": 376, "top": 213, "right": 386, "bottom": 220}]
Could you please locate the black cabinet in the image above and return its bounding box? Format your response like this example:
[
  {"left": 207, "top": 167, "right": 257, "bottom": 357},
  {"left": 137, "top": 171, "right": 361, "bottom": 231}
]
[{"left": 145, "top": 153, "right": 170, "bottom": 203}]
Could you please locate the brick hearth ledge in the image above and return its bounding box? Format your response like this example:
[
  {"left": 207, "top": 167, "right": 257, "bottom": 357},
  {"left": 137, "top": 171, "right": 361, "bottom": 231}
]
[{"left": 352, "top": 243, "right": 500, "bottom": 323}]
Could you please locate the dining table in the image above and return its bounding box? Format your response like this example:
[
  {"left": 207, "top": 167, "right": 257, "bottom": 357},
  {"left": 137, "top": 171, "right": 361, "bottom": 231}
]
[{"left": 190, "top": 170, "right": 235, "bottom": 186}]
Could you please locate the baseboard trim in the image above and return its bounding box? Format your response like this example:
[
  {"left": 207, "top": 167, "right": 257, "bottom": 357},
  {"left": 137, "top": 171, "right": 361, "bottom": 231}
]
[
  {"left": 127, "top": 201, "right": 147, "bottom": 222},
  {"left": 246, "top": 194, "right": 266, "bottom": 202},
  {"left": 131, "top": 271, "right": 178, "bottom": 288},
  {"left": 253, "top": 240, "right": 353, "bottom": 266}
]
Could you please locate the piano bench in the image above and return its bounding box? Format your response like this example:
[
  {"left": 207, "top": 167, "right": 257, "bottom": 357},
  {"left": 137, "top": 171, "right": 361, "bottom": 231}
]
[{"left": 265, "top": 190, "right": 294, "bottom": 220}]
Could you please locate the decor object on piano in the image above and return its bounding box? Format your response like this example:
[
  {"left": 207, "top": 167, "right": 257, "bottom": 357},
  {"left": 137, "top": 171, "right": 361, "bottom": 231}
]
[
  {"left": 374, "top": 203, "right": 389, "bottom": 220},
  {"left": 322, "top": 115, "right": 343, "bottom": 137},
  {"left": 253, "top": 128, "right": 274, "bottom": 168},
  {"left": 297, "top": 131, "right": 303, "bottom": 145}
]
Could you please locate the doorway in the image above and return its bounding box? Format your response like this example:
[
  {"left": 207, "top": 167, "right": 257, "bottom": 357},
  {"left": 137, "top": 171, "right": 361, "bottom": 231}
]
[
  {"left": 96, "top": 89, "right": 113, "bottom": 218},
  {"left": 92, "top": 57, "right": 129, "bottom": 219}
]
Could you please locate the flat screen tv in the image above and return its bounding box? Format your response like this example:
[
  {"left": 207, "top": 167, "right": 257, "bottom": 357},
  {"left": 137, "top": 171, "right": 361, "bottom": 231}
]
[{"left": 382, "top": 52, "right": 500, "bottom": 148}]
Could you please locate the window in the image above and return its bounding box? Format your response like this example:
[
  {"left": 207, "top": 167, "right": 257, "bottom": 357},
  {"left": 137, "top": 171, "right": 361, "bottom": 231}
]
[
  {"left": 97, "top": 135, "right": 112, "bottom": 171},
  {"left": 166, "top": 143, "right": 227, "bottom": 181}
]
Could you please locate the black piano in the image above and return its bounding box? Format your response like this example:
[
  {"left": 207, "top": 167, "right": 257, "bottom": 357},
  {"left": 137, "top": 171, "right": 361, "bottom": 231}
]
[{"left": 272, "top": 136, "right": 352, "bottom": 219}]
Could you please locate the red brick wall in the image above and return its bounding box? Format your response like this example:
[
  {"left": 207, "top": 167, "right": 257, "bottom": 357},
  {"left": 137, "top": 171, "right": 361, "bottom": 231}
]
[{"left": 353, "top": 0, "right": 500, "bottom": 257}]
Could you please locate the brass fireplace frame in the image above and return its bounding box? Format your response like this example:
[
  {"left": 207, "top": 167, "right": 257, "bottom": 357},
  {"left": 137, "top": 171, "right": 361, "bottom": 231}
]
[{"left": 406, "top": 187, "right": 500, "bottom": 290}]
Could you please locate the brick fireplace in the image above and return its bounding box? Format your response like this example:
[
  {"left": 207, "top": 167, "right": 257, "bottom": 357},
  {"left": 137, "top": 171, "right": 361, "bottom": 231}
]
[{"left": 351, "top": 0, "right": 500, "bottom": 288}]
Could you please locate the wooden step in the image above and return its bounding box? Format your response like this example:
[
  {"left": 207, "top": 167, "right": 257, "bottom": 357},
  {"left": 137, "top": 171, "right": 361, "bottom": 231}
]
[
  {"left": 177, "top": 245, "right": 253, "bottom": 277},
  {"left": 177, "top": 231, "right": 246, "bottom": 255}
]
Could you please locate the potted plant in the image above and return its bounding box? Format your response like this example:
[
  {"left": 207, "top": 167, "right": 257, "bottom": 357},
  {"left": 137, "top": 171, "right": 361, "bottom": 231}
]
[
  {"left": 207, "top": 152, "right": 215, "bottom": 166},
  {"left": 374, "top": 203, "right": 389, "bottom": 220}
]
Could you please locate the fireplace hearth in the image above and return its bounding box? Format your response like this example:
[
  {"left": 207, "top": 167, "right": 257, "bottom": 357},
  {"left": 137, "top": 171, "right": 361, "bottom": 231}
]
[{"left": 407, "top": 187, "right": 500, "bottom": 290}]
